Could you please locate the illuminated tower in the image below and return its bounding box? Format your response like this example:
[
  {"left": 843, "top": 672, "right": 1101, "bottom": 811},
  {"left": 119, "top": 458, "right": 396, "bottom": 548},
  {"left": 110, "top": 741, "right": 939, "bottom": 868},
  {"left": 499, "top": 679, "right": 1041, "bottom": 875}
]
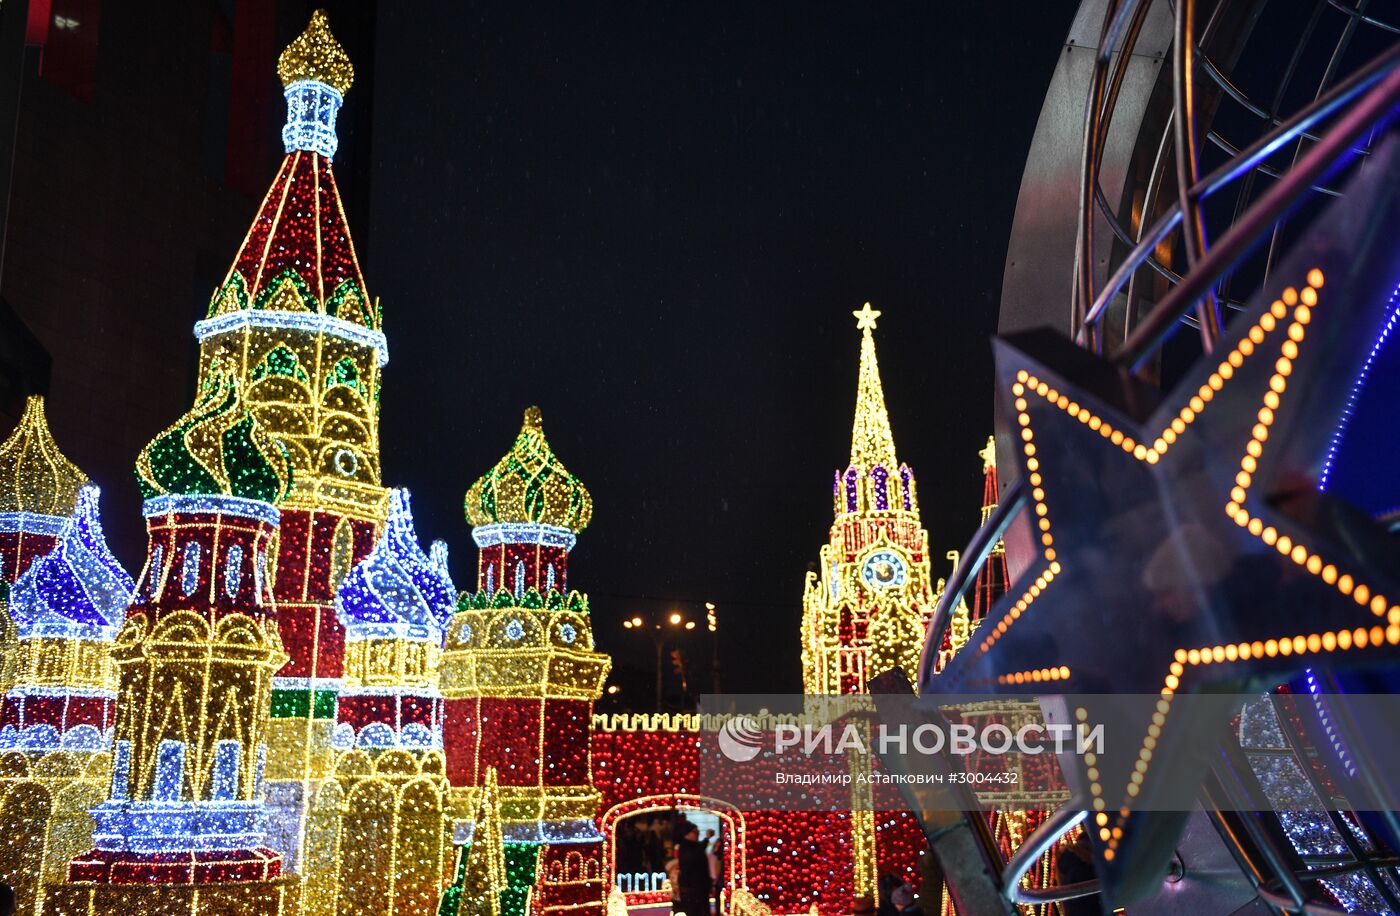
[
  {"left": 299, "top": 488, "right": 456, "bottom": 916},
  {"left": 332, "top": 488, "right": 454, "bottom": 752},
  {"left": 1, "top": 485, "right": 132, "bottom": 752},
  {"left": 0, "top": 482, "right": 130, "bottom": 916},
  {"left": 0, "top": 397, "right": 86, "bottom": 586},
  {"left": 971, "top": 436, "right": 1009, "bottom": 623},
  {"left": 801, "top": 305, "right": 936, "bottom": 695},
  {"left": 0, "top": 396, "right": 88, "bottom": 697},
  {"left": 194, "top": 11, "right": 389, "bottom": 869},
  {"left": 47, "top": 366, "right": 296, "bottom": 915},
  {"left": 439, "top": 407, "right": 611, "bottom": 916}
]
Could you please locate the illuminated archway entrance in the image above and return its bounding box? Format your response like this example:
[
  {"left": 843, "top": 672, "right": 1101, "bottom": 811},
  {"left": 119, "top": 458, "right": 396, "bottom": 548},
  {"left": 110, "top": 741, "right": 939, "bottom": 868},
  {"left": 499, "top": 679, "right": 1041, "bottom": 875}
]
[{"left": 601, "top": 793, "right": 747, "bottom": 914}]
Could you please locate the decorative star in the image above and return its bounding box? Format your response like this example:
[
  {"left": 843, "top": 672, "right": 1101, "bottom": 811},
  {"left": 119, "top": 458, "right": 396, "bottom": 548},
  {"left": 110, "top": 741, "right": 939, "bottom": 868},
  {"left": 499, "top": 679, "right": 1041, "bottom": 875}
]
[
  {"left": 853, "top": 302, "right": 881, "bottom": 330},
  {"left": 933, "top": 142, "right": 1400, "bottom": 905}
]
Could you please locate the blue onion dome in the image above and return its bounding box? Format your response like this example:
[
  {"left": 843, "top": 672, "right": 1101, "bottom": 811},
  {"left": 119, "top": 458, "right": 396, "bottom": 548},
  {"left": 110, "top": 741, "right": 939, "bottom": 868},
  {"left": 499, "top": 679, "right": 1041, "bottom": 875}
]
[
  {"left": 336, "top": 489, "right": 455, "bottom": 632},
  {"left": 465, "top": 406, "right": 592, "bottom": 532},
  {"left": 135, "top": 363, "right": 292, "bottom": 504},
  {"left": 10, "top": 485, "right": 133, "bottom": 639}
]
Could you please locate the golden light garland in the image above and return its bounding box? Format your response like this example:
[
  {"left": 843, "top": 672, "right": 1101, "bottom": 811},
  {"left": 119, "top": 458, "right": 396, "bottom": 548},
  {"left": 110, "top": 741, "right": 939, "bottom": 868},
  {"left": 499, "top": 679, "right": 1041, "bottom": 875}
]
[
  {"left": 0, "top": 396, "right": 86, "bottom": 519},
  {"left": 800, "top": 307, "right": 936, "bottom": 697}
]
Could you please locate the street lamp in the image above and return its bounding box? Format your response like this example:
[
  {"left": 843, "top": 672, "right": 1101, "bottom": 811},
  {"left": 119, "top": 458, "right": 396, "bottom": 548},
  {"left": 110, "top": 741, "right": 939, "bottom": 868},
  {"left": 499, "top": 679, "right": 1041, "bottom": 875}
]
[
  {"left": 706, "top": 602, "right": 720, "bottom": 695},
  {"left": 622, "top": 611, "right": 694, "bottom": 711}
]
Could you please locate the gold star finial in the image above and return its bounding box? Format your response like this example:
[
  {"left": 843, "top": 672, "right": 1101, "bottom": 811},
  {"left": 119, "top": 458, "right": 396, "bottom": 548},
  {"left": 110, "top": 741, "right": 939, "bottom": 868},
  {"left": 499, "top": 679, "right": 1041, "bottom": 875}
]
[{"left": 853, "top": 302, "right": 881, "bottom": 331}]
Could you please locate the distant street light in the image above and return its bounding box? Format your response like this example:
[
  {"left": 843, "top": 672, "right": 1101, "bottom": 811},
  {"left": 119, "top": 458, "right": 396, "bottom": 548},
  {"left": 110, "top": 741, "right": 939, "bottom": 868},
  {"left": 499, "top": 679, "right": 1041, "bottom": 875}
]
[
  {"left": 622, "top": 611, "right": 695, "bottom": 711},
  {"left": 706, "top": 602, "right": 720, "bottom": 695}
]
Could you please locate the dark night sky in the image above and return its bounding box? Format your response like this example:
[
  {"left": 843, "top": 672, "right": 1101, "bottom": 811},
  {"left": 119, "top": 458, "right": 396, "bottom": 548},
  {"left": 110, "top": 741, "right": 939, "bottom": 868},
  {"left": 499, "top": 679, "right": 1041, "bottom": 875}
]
[{"left": 354, "top": 3, "right": 1079, "bottom": 697}]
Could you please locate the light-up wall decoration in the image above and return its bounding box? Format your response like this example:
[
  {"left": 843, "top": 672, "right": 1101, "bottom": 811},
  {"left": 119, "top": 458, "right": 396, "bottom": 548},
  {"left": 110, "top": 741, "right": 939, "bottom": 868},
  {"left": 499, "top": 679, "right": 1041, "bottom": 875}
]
[
  {"left": 590, "top": 713, "right": 928, "bottom": 916},
  {"left": 186, "top": 9, "right": 390, "bottom": 873},
  {"left": 440, "top": 407, "right": 611, "bottom": 916},
  {"left": 44, "top": 360, "right": 295, "bottom": 915}
]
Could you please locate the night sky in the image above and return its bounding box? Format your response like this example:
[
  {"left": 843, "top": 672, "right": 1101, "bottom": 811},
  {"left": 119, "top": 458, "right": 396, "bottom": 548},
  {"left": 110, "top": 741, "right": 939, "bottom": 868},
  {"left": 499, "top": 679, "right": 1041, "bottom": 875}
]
[
  {"left": 8, "top": 3, "right": 1079, "bottom": 700},
  {"left": 349, "top": 4, "right": 1079, "bottom": 698}
]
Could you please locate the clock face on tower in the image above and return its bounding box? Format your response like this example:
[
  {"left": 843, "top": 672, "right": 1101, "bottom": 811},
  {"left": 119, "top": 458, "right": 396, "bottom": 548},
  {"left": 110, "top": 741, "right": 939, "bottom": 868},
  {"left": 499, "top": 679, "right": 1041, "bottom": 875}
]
[{"left": 860, "top": 549, "right": 907, "bottom": 590}]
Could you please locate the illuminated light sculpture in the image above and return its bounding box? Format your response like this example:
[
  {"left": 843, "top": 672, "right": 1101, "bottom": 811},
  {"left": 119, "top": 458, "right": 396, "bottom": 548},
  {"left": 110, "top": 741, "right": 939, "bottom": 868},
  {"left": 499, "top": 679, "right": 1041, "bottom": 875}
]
[
  {"left": 191, "top": 9, "right": 389, "bottom": 872},
  {"left": 440, "top": 407, "right": 611, "bottom": 916},
  {"left": 1, "top": 485, "right": 132, "bottom": 752},
  {"left": 0, "top": 395, "right": 89, "bottom": 700},
  {"left": 332, "top": 488, "right": 454, "bottom": 752},
  {"left": 44, "top": 366, "right": 298, "bottom": 915},
  {"left": 438, "top": 766, "right": 507, "bottom": 916},
  {"left": 0, "top": 480, "right": 129, "bottom": 916},
  {"left": 297, "top": 489, "right": 457, "bottom": 916},
  {"left": 801, "top": 305, "right": 937, "bottom": 697},
  {"left": 795, "top": 306, "right": 934, "bottom": 907},
  {"left": 0, "top": 396, "right": 87, "bottom": 585}
]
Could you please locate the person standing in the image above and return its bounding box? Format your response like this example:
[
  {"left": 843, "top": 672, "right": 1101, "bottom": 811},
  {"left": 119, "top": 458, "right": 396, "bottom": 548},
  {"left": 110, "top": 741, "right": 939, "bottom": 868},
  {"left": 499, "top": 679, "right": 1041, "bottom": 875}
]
[{"left": 675, "top": 820, "right": 712, "bottom": 916}]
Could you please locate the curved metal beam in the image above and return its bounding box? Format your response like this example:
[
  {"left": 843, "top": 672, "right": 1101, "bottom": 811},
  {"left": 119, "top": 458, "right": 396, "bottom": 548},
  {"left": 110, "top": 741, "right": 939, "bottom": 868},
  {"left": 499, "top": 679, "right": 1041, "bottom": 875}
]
[
  {"left": 1000, "top": 803, "right": 1100, "bottom": 905},
  {"left": 915, "top": 478, "right": 1029, "bottom": 690},
  {"left": 1118, "top": 55, "right": 1400, "bottom": 369}
]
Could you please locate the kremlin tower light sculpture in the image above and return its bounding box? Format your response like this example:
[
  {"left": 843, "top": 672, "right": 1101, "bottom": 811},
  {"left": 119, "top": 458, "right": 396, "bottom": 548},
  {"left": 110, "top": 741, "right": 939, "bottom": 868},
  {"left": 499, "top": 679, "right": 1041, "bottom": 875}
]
[
  {"left": 195, "top": 11, "right": 389, "bottom": 872},
  {"left": 439, "top": 406, "right": 611, "bottom": 916},
  {"left": 799, "top": 305, "right": 938, "bottom": 904},
  {"left": 801, "top": 304, "right": 937, "bottom": 696}
]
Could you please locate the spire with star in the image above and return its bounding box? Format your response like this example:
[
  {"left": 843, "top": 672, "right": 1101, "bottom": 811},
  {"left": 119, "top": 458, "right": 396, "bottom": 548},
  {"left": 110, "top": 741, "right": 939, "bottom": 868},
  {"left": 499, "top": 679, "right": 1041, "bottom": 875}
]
[{"left": 849, "top": 303, "right": 899, "bottom": 472}]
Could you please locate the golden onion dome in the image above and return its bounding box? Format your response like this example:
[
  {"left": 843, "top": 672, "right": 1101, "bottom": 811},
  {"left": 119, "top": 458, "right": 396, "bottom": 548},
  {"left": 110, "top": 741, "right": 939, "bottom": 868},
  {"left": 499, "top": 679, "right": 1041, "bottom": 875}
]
[
  {"left": 0, "top": 396, "right": 87, "bottom": 517},
  {"left": 278, "top": 10, "right": 354, "bottom": 96},
  {"left": 465, "top": 407, "right": 593, "bottom": 533}
]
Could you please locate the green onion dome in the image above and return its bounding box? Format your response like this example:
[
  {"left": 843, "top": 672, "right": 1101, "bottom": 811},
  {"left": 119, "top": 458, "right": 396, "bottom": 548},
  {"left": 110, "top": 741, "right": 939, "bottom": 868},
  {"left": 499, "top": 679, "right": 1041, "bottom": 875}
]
[
  {"left": 135, "top": 364, "right": 292, "bottom": 504},
  {"left": 464, "top": 407, "right": 592, "bottom": 533}
]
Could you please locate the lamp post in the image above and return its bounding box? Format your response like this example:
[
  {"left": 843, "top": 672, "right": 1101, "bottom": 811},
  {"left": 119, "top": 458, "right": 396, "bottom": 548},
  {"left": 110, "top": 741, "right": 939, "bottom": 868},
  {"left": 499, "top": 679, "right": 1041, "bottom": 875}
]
[
  {"left": 706, "top": 602, "right": 720, "bottom": 696},
  {"left": 624, "top": 611, "right": 695, "bottom": 712}
]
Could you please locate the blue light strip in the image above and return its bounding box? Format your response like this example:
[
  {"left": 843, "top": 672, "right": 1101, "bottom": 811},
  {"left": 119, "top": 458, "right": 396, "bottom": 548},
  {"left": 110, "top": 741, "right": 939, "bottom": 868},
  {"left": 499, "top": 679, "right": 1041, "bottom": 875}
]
[
  {"left": 194, "top": 310, "right": 389, "bottom": 367},
  {"left": 1319, "top": 279, "right": 1400, "bottom": 490},
  {"left": 1305, "top": 668, "right": 1356, "bottom": 778},
  {"left": 472, "top": 522, "right": 576, "bottom": 551},
  {"left": 142, "top": 494, "right": 281, "bottom": 526},
  {"left": 0, "top": 511, "right": 68, "bottom": 536}
]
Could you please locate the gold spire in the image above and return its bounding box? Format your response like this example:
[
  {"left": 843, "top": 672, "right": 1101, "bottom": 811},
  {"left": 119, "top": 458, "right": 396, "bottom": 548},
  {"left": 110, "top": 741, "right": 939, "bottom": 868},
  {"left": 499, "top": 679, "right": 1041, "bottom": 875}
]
[
  {"left": 0, "top": 396, "right": 86, "bottom": 516},
  {"left": 849, "top": 304, "right": 898, "bottom": 470},
  {"left": 979, "top": 435, "right": 997, "bottom": 473},
  {"left": 278, "top": 10, "right": 354, "bottom": 95},
  {"left": 459, "top": 767, "right": 507, "bottom": 916}
]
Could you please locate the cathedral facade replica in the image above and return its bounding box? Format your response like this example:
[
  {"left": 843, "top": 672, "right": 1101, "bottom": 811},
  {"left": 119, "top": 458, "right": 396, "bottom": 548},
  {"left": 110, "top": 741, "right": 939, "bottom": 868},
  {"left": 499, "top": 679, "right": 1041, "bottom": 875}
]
[{"left": 0, "top": 12, "right": 933, "bottom": 916}]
